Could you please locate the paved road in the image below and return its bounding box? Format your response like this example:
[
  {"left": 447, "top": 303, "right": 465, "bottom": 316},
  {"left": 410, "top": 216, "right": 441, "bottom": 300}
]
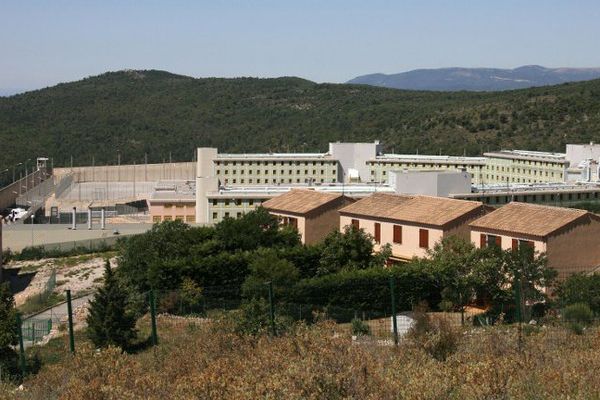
[{"left": 2, "top": 223, "right": 152, "bottom": 251}]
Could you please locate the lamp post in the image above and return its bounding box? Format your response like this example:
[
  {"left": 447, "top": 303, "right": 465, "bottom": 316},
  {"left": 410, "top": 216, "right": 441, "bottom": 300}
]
[{"left": 30, "top": 214, "right": 34, "bottom": 248}]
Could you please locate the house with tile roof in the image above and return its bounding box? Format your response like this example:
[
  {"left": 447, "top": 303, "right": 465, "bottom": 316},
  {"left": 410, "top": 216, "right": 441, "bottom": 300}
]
[
  {"left": 262, "top": 189, "right": 355, "bottom": 244},
  {"left": 338, "top": 193, "right": 488, "bottom": 261},
  {"left": 470, "top": 202, "right": 600, "bottom": 278}
]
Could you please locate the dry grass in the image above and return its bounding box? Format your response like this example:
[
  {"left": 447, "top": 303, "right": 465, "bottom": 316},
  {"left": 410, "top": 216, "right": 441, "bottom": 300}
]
[{"left": 2, "top": 317, "right": 600, "bottom": 400}]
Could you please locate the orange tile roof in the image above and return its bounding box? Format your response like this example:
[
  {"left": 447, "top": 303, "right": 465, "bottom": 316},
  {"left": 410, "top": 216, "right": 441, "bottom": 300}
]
[
  {"left": 262, "top": 189, "right": 344, "bottom": 215},
  {"left": 339, "top": 193, "right": 484, "bottom": 227},
  {"left": 469, "top": 202, "right": 589, "bottom": 238}
]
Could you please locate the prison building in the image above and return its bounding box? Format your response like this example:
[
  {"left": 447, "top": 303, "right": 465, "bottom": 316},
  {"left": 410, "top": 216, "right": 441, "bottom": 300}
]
[
  {"left": 338, "top": 193, "right": 487, "bottom": 261},
  {"left": 483, "top": 150, "right": 568, "bottom": 185},
  {"left": 470, "top": 202, "right": 600, "bottom": 279},
  {"left": 367, "top": 155, "right": 486, "bottom": 185},
  {"left": 148, "top": 181, "right": 196, "bottom": 223}
]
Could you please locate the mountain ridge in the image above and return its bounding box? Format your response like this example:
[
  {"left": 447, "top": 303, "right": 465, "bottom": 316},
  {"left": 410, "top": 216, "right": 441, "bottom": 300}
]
[
  {"left": 1, "top": 69, "right": 600, "bottom": 174},
  {"left": 347, "top": 65, "right": 600, "bottom": 91}
]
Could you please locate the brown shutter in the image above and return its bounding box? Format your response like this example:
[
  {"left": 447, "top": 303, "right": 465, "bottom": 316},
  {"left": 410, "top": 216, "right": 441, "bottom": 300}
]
[
  {"left": 512, "top": 239, "right": 518, "bottom": 251},
  {"left": 393, "top": 225, "right": 402, "bottom": 244},
  {"left": 374, "top": 223, "right": 381, "bottom": 243},
  {"left": 495, "top": 236, "right": 502, "bottom": 248},
  {"left": 480, "top": 233, "right": 486, "bottom": 248},
  {"left": 351, "top": 219, "right": 360, "bottom": 229},
  {"left": 419, "top": 229, "right": 429, "bottom": 248}
]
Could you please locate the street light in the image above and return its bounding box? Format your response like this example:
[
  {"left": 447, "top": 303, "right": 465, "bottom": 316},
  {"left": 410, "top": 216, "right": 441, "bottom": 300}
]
[{"left": 30, "top": 214, "right": 35, "bottom": 248}]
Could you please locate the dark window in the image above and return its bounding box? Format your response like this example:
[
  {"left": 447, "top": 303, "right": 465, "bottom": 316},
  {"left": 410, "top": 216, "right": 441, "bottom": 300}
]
[
  {"left": 393, "top": 225, "right": 402, "bottom": 244},
  {"left": 351, "top": 219, "right": 360, "bottom": 229},
  {"left": 374, "top": 223, "right": 381, "bottom": 243},
  {"left": 419, "top": 229, "right": 429, "bottom": 248}
]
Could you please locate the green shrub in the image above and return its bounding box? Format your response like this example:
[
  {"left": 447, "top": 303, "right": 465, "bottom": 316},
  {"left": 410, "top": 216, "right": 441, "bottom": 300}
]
[
  {"left": 562, "top": 303, "right": 593, "bottom": 326},
  {"left": 351, "top": 318, "right": 371, "bottom": 336},
  {"left": 406, "top": 305, "right": 460, "bottom": 361},
  {"left": 558, "top": 274, "right": 600, "bottom": 314},
  {"left": 234, "top": 298, "right": 291, "bottom": 336}
]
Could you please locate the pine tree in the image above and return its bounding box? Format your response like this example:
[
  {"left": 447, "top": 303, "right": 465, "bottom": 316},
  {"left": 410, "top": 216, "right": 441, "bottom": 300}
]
[
  {"left": 0, "top": 282, "right": 19, "bottom": 376},
  {"left": 86, "top": 260, "right": 137, "bottom": 350}
]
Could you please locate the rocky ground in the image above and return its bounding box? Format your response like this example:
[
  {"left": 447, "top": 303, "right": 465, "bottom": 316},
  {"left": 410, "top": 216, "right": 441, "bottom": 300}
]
[{"left": 6, "top": 253, "right": 116, "bottom": 306}]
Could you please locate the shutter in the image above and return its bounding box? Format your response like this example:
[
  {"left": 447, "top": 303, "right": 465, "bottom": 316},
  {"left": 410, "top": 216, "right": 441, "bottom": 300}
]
[
  {"left": 480, "top": 233, "right": 486, "bottom": 248},
  {"left": 512, "top": 239, "right": 518, "bottom": 251},
  {"left": 374, "top": 223, "right": 381, "bottom": 243},
  {"left": 495, "top": 236, "right": 502, "bottom": 247},
  {"left": 419, "top": 229, "right": 429, "bottom": 248},
  {"left": 393, "top": 225, "right": 402, "bottom": 244}
]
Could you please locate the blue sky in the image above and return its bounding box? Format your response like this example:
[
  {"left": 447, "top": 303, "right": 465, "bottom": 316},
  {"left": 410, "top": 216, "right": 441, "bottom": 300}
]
[{"left": 1, "top": 0, "right": 600, "bottom": 94}]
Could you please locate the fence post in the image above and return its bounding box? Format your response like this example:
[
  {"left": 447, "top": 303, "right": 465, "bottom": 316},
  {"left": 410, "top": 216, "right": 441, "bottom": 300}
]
[
  {"left": 31, "top": 322, "right": 35, "bottom": 345},
  {"left": 514, "top": 272, "right": 523, "bottom": 350},
  {"left": 66, "top": 290, "right": 75, "bottom": 353},
  {"left": 16, "top": 314, "right": 26, "bottom": 376},
  {"left": 150, "top": 291, "right": 158, "bottom": 346},
  {"left": 267, "top": 282, "right": 276, "bottom": 336},
  {"left": 389, "top": 277, "right": 399, "bottom": 346}
]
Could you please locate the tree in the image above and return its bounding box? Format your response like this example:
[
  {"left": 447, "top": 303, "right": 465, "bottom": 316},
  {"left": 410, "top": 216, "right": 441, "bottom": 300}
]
[
  {"left": 557, "top": 273, "right": 600, "bottom": 314},
  {"left": 87, "top": 260, "right": 137, "bottom": 350},
  {"left": 317, "top": 225, "right": 390, "bottom": 276},
  {"left": 214, "top": 207, "right": 300, "bottom": 252},
  {"left": 0, "top": 283, "right": 18, "bottom": 377},
  {"left": 242, "top": 249, "right": 300, "bottom": 300}
]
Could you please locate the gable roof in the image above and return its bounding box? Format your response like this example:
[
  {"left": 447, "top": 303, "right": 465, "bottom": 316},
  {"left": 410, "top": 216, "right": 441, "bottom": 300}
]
[
  {"left": 339, "top": 193, "right": 484, "bottom": 227},
  {"left": 469, "top": 202, "right": 590, "bottom": 238},
  {"left": 262, "top": 189, "right": 345, "bottom": 215}
]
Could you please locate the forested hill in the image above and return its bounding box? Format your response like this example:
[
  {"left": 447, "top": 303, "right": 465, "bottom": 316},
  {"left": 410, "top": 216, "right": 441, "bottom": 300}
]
[{"left": 1, "top": 69, "right": 600, "bottom": 171}]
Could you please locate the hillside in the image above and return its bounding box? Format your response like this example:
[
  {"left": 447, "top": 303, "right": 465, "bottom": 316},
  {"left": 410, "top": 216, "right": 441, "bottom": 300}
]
[
  {"left": 1, "top": 69, "right": 600, "bottom": 171},
  {"left": 347, "top": 65, "right": 600, "bottom": 91}
]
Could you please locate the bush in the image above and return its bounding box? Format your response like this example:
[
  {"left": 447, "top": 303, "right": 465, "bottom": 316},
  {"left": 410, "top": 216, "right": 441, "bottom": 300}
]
[
  {"left": 234, "top": 298, "right": 292, "bottom": 336},
  {"left": 351, "top": 318, "right": 371, "bottom": 336},
  {"left": 406, "top": 305, "right": 460, "bottom": 361},
  {"left": 557, "top": 274, "right": 600, "bottom": 314},
  {"left": 562, "top": 303, "right": 594, "bottom": 326}
]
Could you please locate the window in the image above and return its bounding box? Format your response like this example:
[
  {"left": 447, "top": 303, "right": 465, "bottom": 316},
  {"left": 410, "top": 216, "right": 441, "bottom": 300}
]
[
  {"left": 164, "top": 204, "right": 173, "bottom": 209},
  {"left": 152, "top": 216, "right": 162, "bottom": 223},
  {"left": 235, "top": 199, "right": 242, "bottom": 206},
  {"left": 212, "top": 212, "right": 217, "bottom": 220},
  {"left": 374, "top": 223, "right": 381, "bottom": 243},
  {"left": 224, "top": 212, "right": 230, "bottom": 218},
  {"left": 482, "top": 234, "right": 501, "bottom": 248},
  {"left": 351, "top": 219, "right": 360, "bottom": 229},
  {"left": 288, "top": 217, "right": 298, "bottom": 228},
  {"left": 175, "top": 215, "right": 184, "bottom": 221},
  {"left": 225, "top": 199, "right": 230, "bottom": 206},
  {"left": 393, "top": 225, "right": 402, "bottom": 244},
  {"left": 212, "top": 199, "right": 217, "bottom": 206},
  {"left": 176, "top": 204, "right": 184, "bottom": 208},
  {"left": 249, "top": 199, "right": 254, "bottom": 206},
  {"left": 237, "top": 212, "right": 242, "bottom": 218},
  {"left": 186, "top": 216, "right": 195, "bottom": 223},
  {"left": 163, "top": 216, "right": 173, "bottom": 221},
  {"left": 419, "top": 229, "right": 429, "bottom": 249}
]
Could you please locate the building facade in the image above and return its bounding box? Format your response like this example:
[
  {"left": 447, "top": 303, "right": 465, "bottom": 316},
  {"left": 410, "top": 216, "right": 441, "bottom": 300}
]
[
  {"left": 470, "top": 202, "right": 600, "bottom": 279},
  {"left": 339, "top": 193, "right": 487, "bottom": 261},
  {"left": 482, "top": 150, "right": 568, "bottom": 184}
]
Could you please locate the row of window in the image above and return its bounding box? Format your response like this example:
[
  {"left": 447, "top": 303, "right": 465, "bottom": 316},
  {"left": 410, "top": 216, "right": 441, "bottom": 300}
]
[
  {"left": 351, "top": 219, "right": 430, "bottom": 249},
  {"left": 369, "top": 162, "right": 481, "bottom": 169},
  {"left": 216, "top": 160, "right": 335, "bottom": 167},
  {"left": 487, "top": 165, "right": 562, "bottom": 174},
  {"left": 162, "top": 203, "right": 190, "bottom": 209},
  {"left": 218, "top": 169, "right": 335, "bottom": 175},
  {"left": 153, "top": 215, "right": 195, "bottom": 223},
  {"left": 211, "top": 198, "right": 266, "bottom": 207},
  {"left": 480, "top": 234, "right": 534, "bottom": 251},
  {"left": 469, "top": 191, "right": 600, "bottom": 204},
  {"left": 223, "top": 177, "right": 335, "bottom": 184},
  {"left": 213, "top": 211, "right": 242, "bottom": 220}
]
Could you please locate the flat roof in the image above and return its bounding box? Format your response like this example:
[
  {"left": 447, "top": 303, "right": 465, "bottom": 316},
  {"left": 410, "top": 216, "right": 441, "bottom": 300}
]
[
  {"left": 371, "top": 154, "right": 486, "bottom": 164},
  {"left": 216, "top": 153, "right": 334, "bottom": 161},
  {"left": 484, "top": 150, "right": 567, "bottom": 163},
  {"left": 206, "top": 184, "right": 395, "bottom": 198}
]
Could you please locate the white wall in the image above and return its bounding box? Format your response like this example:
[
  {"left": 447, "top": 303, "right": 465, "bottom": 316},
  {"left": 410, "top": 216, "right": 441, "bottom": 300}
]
[
  {"left": 329, "top": 141, "right": 382, "bottom": 183},
  {"left": 389, "top": 170, "right": 471, "bottom": 197}
]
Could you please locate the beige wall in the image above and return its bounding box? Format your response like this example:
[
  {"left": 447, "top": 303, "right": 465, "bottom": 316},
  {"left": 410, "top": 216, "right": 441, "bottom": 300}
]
[
  {"left": 149, "top": 201, "right": 196, "bottom": 223},
  {"left": 546, "top": 216, "right": 600, "bottom": 278},
  {"left": 340, "top": 215, "right": 444, "bottom": 260},
  {"left": 270, "top": 211, "right": 307, "bottom": 243},
  {"left": 470, "top": 229, "right": 546, "bottom": 253}
]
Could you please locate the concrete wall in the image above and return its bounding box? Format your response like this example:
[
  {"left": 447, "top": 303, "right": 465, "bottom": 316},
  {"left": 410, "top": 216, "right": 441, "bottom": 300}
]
[
  {"left": 340, "top": 215, "right": 444, "bottom": 260},
  {"left": 329, "top": 142, "right": 382, "bottom": 183},
  {"left": 389, "top": 170, "right": 471, "bottom": 197},
  {"left": 0, "top": 169, "right": 48, "bottom": 210},
  {"left": 53, "top": 162, "right": 196, "bottom": 183},
  {"left": 566, "top": 143, "right": 600, "bottom": 167},
  {"left": 546, "top": 216, "right": 600, "bottom": 278}
]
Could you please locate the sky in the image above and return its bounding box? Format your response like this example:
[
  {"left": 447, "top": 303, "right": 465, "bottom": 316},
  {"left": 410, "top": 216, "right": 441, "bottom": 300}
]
[{"left": 1, "top": 0, "right": 600, "bottom": 95}]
